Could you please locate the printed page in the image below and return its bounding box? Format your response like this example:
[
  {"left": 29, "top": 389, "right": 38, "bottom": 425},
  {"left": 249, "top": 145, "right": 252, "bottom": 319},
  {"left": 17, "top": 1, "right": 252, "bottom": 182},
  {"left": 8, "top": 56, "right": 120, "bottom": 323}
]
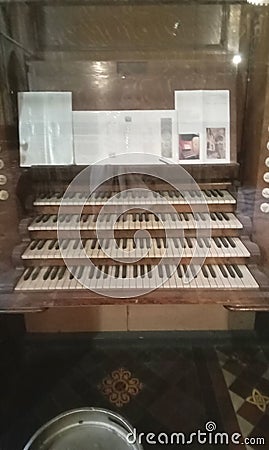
[
  {"left": 174, "top": 90, "right": 230, "bottom": 164},
  {"left": 18, "top": 92, "right": 74, "bottom": 166},
  {"left": 73, "top": 110, "right": 177, "bottom": 165}
]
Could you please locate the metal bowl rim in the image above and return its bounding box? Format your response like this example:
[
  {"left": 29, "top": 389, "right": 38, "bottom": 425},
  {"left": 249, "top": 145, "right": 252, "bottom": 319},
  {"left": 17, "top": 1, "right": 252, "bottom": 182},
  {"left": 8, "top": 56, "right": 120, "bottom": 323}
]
[{"left": 23, "top": 407, "right": 141, "bottom": 450}]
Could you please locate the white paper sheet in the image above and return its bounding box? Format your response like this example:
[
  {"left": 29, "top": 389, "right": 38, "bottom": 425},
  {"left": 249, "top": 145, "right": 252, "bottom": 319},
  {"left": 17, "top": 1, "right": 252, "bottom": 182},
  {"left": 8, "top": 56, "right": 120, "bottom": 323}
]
[
  {"left": 18, "top": 92, "right": 74, "bottom": 166},
  {"left": 175, "top": 90, "right": 230, "bottom": 164},
  {"left": 73, "top": 110, "right": 178, "bottom": 165}
]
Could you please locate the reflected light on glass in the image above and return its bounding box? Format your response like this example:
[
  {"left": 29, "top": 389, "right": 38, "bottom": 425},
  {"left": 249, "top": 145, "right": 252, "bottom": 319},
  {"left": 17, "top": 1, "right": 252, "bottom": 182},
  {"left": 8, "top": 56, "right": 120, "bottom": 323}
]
[
  {"left": 232, "top": 54, "right": 242, "bottom": 65},
  {"left": 247, "top": 0, "right": 269, "bottom": 5}
]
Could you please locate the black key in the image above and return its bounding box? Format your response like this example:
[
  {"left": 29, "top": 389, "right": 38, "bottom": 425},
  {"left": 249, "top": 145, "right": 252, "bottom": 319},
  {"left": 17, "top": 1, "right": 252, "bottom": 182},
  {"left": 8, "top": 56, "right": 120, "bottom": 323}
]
[
  {"left": 226, "top": 265, "right": 236, "bottom": 278},
  {"left": 30, "top": 240, "right": 38, "bottom": 250},
  {"left": 173, "top": 238, "right": 179, "bottom": 249},
  {"left": 211, "top": 190, "right": 218, "bottom": 197},
  {"left": 208, "top": 265, "right": 216, "bottom": 278},
  {"left": 58, "top": 266, "right": 66, "bottom": 280},
  {"left": 158, "top": 265, "right": 164, "bottom": 278},
  {"left": 186, "top": 237, "right": 193, "bottom": 248},
  {"left": 219, "top": 265, "right": 228, "bottom": 278},
  {"left": 220, "top": 237, "right": 229, "bottom": 248},
  {"left": 62, "top": 239, "right": 69, "bottom": 250},
  {"left": 32, "top": 267, "right": 41, "bottom": 281},
  {"left": 203, "top": 237, "right": 210, "bottom": 248},
  {"left": 43, "top": 266, "right": 53, "bottom": 281},
  {"left": 24, "top": 267, "right": 33, "bottom": 281},
  {"left": 214, "top": 237, "right": 221, "bottom": 248},
  {"left": 232, "top": 264, "right": 243, "bottom": 278},
  {"left": 197, "top": 238, "right": 203, "bottom": 248},
  {"left": 179, "top": 238, "right": 186, "bottom": 249},
  {"left": 35, "top": 215, "right": 43, "bottom": 223},
  {"left": 50, "top": 266, "right": 58, "bottom": 280},
  {"left": 165, "top": 265, "right": 172, "bottom": 278},
  {"left": 96, "top": 266, "right": 102, "bottom": 279},
  {"left": 104, "top": 265, "right": 109, "bottom": 278},
  {"left": 73, "top": 239, "right": 79, "bottom": 250},
  {"left": 226, "top": 237, "right": 236, "bottom": 248},
  {"left": 177, "top": 265, "right": 183, "bottom": 278},
  {"left": 38, "top": 240, "right": 46, "bottom": 250}
]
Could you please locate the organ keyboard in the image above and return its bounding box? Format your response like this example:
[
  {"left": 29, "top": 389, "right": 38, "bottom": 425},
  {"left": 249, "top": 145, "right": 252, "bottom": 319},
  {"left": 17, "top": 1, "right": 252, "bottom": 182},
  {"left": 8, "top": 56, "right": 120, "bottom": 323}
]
[
  {"left": 34, "top": 188, "right": 235, "bottom": 205},
  {"left": 33, "top": 189, "right": 236, "bottom": 213},
  {"left": 25, "top": 212, "right": 243, "bottom": 239},
  {"left": 21, "top": 237, "right": 250, "bottom": 265},
  {"left": 9, "top": 172, "right": 268, "bottom": 310},
  {"left": 15, "top": 263, "right": 258, "bottom": 292}
]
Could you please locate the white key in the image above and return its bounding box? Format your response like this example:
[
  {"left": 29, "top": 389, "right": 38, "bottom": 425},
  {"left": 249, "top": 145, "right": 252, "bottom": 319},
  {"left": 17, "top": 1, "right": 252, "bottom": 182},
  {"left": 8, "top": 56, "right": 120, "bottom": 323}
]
[{"left": 234, "top": 265, "right": 259, "bottom": 289}]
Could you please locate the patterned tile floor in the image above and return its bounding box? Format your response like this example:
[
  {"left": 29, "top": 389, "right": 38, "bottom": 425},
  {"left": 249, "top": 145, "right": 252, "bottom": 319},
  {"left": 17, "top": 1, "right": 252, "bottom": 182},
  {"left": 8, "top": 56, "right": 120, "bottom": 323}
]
[{"left": 0, "top": 332, "right": 268, "bottom": 450}]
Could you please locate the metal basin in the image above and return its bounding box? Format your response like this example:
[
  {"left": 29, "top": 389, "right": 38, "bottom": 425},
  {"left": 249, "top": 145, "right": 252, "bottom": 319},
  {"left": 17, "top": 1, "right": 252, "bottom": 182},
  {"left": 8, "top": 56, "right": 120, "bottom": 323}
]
[{"left": 23, "top": 408, "right": 143, "bottom": 450}]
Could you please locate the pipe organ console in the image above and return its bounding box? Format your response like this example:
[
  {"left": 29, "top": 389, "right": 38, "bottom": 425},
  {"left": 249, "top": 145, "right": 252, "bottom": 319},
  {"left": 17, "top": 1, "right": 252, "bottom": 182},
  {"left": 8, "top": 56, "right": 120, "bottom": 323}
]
[
  {"left": 0, "top": 0, "right": 269, "bottom": 332},
  {"left": 7, "top": 169, "right": 269, "bottom": 305}
]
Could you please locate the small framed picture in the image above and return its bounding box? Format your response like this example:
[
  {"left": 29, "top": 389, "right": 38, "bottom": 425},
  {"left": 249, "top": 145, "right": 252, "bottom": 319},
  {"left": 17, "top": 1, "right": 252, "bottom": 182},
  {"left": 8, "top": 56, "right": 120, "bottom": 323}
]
[
  {"left": 206, "top": 127, "right": 226, "bottom": 160},
  {"left": 179, "top": 133, "right": 200, "bottom": 161}
]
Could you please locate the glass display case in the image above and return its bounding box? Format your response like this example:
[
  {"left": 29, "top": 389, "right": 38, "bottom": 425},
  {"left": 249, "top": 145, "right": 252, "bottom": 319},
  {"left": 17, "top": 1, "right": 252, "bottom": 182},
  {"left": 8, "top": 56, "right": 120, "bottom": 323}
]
[{"left": 0, "top": 0, "right": 269, "bottom": 332}]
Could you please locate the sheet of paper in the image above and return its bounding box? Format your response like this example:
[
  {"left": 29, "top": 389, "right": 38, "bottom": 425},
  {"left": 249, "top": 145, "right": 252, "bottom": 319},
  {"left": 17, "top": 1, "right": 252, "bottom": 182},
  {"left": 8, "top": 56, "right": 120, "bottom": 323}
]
[
  {"left": 175, "top": 90, "right": 230, "bottom": 164},
  {"left": 73, "top": 110, "right": 178, "bottom": 165},
  {"left": 18, "top": 92, "right": 74, "bottom": 166}
]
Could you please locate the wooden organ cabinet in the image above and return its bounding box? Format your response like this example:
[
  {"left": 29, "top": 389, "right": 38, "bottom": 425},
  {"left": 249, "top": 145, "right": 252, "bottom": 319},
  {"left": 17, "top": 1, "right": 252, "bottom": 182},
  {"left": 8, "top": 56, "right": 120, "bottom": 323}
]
[{"left": 0, "top": 1, "right": 269, "bottom": 333}]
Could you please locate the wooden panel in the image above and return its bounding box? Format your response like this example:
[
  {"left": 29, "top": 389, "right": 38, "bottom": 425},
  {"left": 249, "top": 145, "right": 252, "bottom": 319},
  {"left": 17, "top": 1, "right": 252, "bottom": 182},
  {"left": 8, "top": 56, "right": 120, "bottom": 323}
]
[
  {"left": 35, "top": 4, "right": 224, "bottom": 52},
  {"left": 28, "top": 60, "right": 238, "bottom": 161},
  {"left": 0, "top": 126, "right": 22, "bottom": 291},
  {"left": 24, "top": 304, "right": 255, "bottom": 332},
  {"left": 252, "top": 77, "right": 269, "bottom": 270},
  {"left": 127, "top": 304, "right": 255, "bottom": 331},
  {"left": 1, "top": 281, "right": 268, "bottom": 311},
  {"left": 241, "top": 10, "right": 269, "bottom": 187},
  {"left": 241, "top": 9, "right": 269, "bottom": 271},
  {"left": 25, "top": 305, "right": 127, "bottom": 332}
]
